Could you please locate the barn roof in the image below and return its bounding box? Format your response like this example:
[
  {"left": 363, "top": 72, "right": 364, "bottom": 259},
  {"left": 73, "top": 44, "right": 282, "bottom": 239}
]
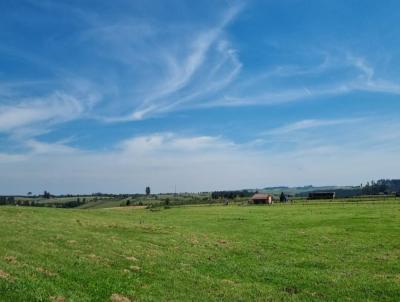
[{"left": 251, "top": 193, "right": 272, "bottom": 200}]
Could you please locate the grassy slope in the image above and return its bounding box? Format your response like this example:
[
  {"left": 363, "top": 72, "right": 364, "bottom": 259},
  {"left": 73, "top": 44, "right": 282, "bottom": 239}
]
[
  {"left": 0, "top": 202, "right": 399, "bottom": 301},
  {"left": 78, "top": 199, "right": 126, "bottom": 209}
]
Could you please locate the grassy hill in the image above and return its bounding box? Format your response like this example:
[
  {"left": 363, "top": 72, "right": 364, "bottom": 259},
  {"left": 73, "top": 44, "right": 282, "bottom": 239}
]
[{"left": 1, "top": 200, "right": 400, "bottom": 301}]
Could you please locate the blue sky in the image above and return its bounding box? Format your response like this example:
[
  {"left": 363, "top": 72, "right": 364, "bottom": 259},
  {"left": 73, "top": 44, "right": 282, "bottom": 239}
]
[{"left": 1, "top": 0, "right": 400, "bottom": 194}]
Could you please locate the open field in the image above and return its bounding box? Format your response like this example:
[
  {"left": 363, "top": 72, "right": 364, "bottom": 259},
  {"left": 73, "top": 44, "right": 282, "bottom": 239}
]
[{"left": 1, "top": 201, "right": 400, "bottom": 301}]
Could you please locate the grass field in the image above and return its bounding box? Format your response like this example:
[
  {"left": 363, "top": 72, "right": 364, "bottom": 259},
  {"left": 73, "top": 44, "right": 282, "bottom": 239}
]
[{"left": 1, "top": 201, "right": 400, "bottom": 301}]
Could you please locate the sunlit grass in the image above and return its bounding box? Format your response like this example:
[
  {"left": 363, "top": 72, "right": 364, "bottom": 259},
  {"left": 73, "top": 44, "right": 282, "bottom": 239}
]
[{"left": 1, "top": 201, "right": 399, "bottom": 301}]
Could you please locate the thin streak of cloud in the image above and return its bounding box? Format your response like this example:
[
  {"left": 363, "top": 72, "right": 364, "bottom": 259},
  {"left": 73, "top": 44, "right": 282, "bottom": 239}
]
[
  {"left": 125, "top": 4, "right": 243, "bottom": 121},
  {"left": 263, "top": 118, "right": 364, "bottom": 135},
  {"left": 0, "top": 92, "right": 83, "bottom": 133}
]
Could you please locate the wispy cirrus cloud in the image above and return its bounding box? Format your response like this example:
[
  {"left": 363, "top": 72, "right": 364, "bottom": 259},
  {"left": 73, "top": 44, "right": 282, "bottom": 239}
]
[
  {"left": 0, "top": 92, "right": 83, "bottom": 133},
  {"left": 0, "top": 76, "right": 102, "bottom": 141},
  {"left": 198, "top": 53, "right": 400, "bottom": 109},
  {"left": 98, "top": 3, "right": 244, "bottom": 121},
  {"left": 3, "top": 1, "right": 399, "bottom": 126},
  {"left": 263, "top": 118, "right": 363, "bottom": 135}
]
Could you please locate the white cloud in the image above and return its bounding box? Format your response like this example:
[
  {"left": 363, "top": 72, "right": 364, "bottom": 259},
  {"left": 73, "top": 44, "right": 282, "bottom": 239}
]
[
  {"left": 25, "top": 139, "right": 79, "bottom": 155},
  {"left": 195, "top": 53, "right": 400, "bottom": 109},
  {"left": 0, "top": 92, "right": 83, "bottom": 134},
  {"left": 347, "top": 54, "right": 375, "bottom": 80},
  {"left": 93, "top": 3, "right": 244, "bottom": 121},
  {"left": 264, "top": 118, "right": 363, "bottom": 135},
  {"left": 119, "top": 133, "right": 235, "bottom": 154},
  {"left": 6, "top": 3, "right": 398, "bottom": 124},
  {"left": 1, "top": 126, "right": 400, "bottom": 194},
  {"left": 0, "top": 153, "right": 27, "bottom": 163}
]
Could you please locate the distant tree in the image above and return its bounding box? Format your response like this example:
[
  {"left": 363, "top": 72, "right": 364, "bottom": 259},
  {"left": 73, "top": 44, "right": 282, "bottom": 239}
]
[
  {"left": 165, "top": 198, "right": 170, "bottom": 206},
  {"left": 280, "top": 192, "right": 287, "bottom": 203},
  {"left": 126, "top": 200, "right": 131, "bottom": 206},
  {"left": 7, "top": 196, "right": 15, "bottom": 205},
  {"left": 27, "top": 192, "right": 32, "bottom": 197},
  {"left": 43, "top": 191, "right": 51, "bottom": 199},
  {"left": 145, "top": 186, "right": 151, "bottom": 196}
]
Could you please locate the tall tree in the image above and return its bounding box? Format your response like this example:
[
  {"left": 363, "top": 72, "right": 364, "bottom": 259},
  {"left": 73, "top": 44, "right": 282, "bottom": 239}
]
[
  {"left": 43, "top": 191, "right": 51, "bottom": 199},
  {"left": 145, "top": 186, "right": 151, "bottom": 196},
  {"left": 280, "top": 192, "right": 287, "bottom": 203}
]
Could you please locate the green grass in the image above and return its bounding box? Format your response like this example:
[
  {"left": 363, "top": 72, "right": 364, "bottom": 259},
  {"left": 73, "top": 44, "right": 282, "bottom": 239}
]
[{"left": 1, "top": 201, "right": 400, "bottom": 301}]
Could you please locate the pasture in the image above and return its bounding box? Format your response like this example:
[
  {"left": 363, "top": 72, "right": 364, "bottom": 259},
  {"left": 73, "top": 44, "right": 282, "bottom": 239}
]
[{"left": 0, "top": 201, "right": 399, "bottom": 301}]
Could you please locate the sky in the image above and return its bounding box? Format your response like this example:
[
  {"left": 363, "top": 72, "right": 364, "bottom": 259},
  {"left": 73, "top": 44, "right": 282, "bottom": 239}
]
[{"left": 1, "top": 0, "right": 400, "bottom": 194}]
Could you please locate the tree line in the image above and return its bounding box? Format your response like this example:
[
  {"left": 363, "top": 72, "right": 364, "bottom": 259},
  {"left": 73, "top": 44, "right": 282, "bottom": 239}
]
[
  {"left": 211, "top": 190, "right": 253, "bottom": 199},
  {"left": 361, "top": 179, "right": 400, "bottom": 195},
  {"left": 0, "top": 196, "right": 87, "bottom": 208}
]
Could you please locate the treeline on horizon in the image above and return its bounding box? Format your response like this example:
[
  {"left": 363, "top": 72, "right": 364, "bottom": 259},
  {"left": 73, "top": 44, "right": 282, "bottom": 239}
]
[
  {"left": 213, "top": 179, "right": 400, "bottom": 199},
  {"left": 0, "top": 196, "right": 87, "bottom": 208},
  {"left": 297, "top": 179, "right": 400, "bottom": 198},
  {"left": 211, "top": 190, "right": 254, "bottom": 199},
  {"left": 1, "top": 179, "right": 399, "bottom": 208}
]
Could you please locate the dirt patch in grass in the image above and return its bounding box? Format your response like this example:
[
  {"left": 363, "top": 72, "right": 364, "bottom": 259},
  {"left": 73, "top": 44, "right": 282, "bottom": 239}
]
[
  {"left": 190, "top": 237, "right": 200, "bottom": 245},
  {"left": 107, "top": 236, "right": 120, "bottom": 243},
  {"left": 282, "top": 286, "right": 300, "bottom": 295},
  {"left": 50, "top": 296, "right": 66, "bottom": 302},
  {"left": 129, "top": 265, "right": 141, "bottom": 272},
  {"left": 4, "top": 256, "right": 18, "bottom": 264},
  {"left": 88, "top": 254, "right": 102, "bottom": 261},
  {"left": 110, "top": 293, "right": 132, "bottom": 302},
  {"left": 0, "top": 270, "right": 11, "bottom": 280},
  {"left": 36, "top": 267, "right": 57, "bottom": 277},
  {"left": 221, "top": 279, "right": 236, "bottom": 285}
]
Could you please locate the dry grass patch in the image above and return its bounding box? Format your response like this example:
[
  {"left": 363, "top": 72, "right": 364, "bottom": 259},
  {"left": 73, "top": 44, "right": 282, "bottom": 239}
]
[
  {"left": 36, "top": 267, "right": 58, "bottom": 277},
  {"left": 190, "top": 236, "right": 200, "bottom": 245},
  {"left": 50, "top": 296, "right": 66, "bottom": 302},
  {"left": 4, "top": 255, "right": 18, "bottom": 264},
  {"left": 0, "top": 270, "right": 11, "bottom": 280},
  {"left": 129, "top": 265, "right": 141, "bottom": 272},
  {"left": 87, "top": 254, "right": 102, "bottom": 260},
  {"left": 221, "top": 279, "right": 236, "bottom": 285},
  {"left": 110, "top": 293, "right": 132, "bottom": 302}
]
